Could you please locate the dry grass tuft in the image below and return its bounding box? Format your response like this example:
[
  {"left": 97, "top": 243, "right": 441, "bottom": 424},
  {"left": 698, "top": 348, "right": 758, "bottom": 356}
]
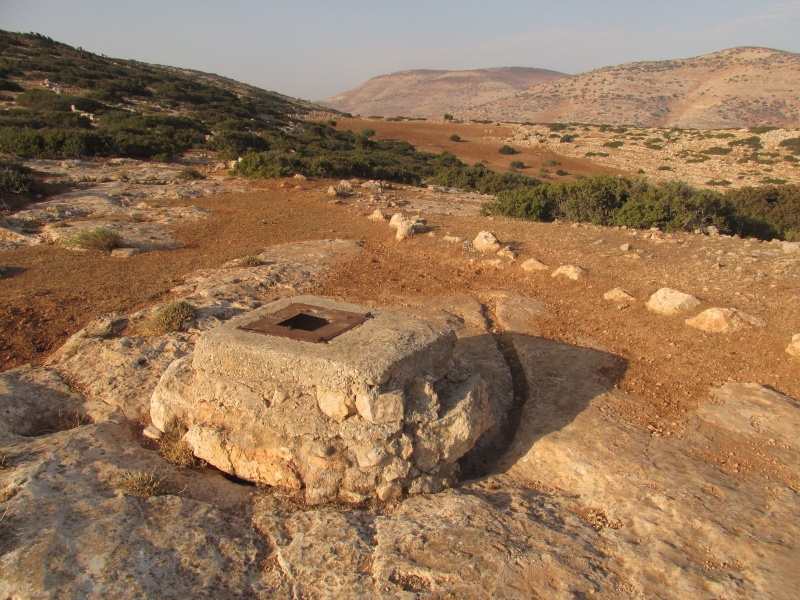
[
  {"left": 68, "top": 227, "right": 123, "bottom": 251},
  {"left": 145, "top": 300, "right": 196, "bottom": 335},
  {"left": 158, "top": 430, "right": 202, "bottom": 468},
  {"left": 0, "top": 451, "right": 8, "bottom": 469},
  {"left": 118, "top": 470, "right": 166, "bottom": 497}
]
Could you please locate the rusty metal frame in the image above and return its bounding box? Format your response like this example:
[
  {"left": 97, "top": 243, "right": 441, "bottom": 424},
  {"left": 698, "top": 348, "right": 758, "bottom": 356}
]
[{"left": 238, "top": 303, "right": 371, "bottom": 343}]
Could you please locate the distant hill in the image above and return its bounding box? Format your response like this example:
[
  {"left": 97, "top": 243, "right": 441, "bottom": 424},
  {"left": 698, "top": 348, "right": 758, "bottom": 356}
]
[
  {"left": 0, "top": 30, "right": 327, "bottom": 160},
  {"left": 323, "top": 48, "right": 800, "bottom": 129},
  {"left": 317, "top": 67, "right": 567, "bottom": 119}
]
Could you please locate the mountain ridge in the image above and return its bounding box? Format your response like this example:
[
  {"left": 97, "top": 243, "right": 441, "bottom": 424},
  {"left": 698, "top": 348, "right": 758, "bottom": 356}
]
[{"left": 320, "top": 47, "right": 800, "bottom": 128}]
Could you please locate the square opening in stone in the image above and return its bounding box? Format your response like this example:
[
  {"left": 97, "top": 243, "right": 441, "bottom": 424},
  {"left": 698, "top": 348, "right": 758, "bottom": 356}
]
[
  {"left": 277, "top": 313, "right": 329, "bottom": 332},
  {"left": 237, "top": 302, "right": 371, "bottom": 343}
]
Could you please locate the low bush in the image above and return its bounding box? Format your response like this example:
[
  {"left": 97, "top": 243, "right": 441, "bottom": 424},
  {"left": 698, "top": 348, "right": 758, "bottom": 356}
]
[
  {"left": 498, "top": 145, "right": 518, "bottom": 155},
  {"left": 175, "top": 167, "right": 204, "bottom": 181},
  {"left": 700, "top": 146, "right": 732, "bottom": 155},
  {"left": 146, "top": 300, "right": 196, "bottom": 335},
  {"left": 779, "top": 137, "right": 800, "bottom": 155},
  {"left": 0, "top": 158, "right": 34, "bottom": 194},
  {"left": 68, "top": 227, "right": 123, "bottom": 251},
  {"left": 449, "top": 134, "right": 461, "bottom": 142},
  {"left": 603, "top": 141, "right": 624, "bottom": 148}
]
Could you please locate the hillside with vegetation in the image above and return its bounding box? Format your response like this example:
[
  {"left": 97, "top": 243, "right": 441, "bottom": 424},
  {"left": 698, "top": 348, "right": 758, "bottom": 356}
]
[
  {"left": 1, "top": 30, "right": 800, "bottom": 241},
  {"left": 0, "top": 30, "right": 332, "bottom": 161}
]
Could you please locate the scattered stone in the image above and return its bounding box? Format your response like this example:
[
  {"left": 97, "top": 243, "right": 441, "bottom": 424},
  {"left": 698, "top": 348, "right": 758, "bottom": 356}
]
[
  {"left": 786, "top": 334, "right": 800, "bottom": 357},
  {"left": 551, "top": 265, "right": 586, "bottom": 280},
  {"left": 782, "top": 241, "right": 800, "bottom": 254},
  {"left": 395, "top": 219, "right": 416, "bottom": 241},
  {"left": 142, "top": 424, "right": 162, "bottom": 440},
  {"left": 520, "top": 258, "right": 548, "bottom": 271},
  {"left": 496, "top": 245, "right": 517, "bottom": 261},
  {"left": 604, "top": 287, "right": 635, "bottom": 302},
  {"left": 293, "top": 173, "right": 307, "bottom": 181},
  {"left": 368, "top": 209, "right": 388, "bottom": 221},
  {"left": 481, "top": 259, "right": 505, "bottom": 269},
  {"left": 685, "top": 308, "right": 766, "bottom": 333},
  {"left": 619, "top": 243, "right": 631, "bottom": 251},
  {"left": 442, "top": 235, "right": 463, "bottom": 244},
  {"left": 473, "top": 231, "right": 502, "bottom": 253},
  {"left": 707, "top": 225, "right": 721, "bottom": 236},
  {"left": 646, "top": 288, "right": 700, "bottom": 316},
  {"left": 111, "top": 247, "right": 140, "bottom": 258},
  {"left": 389, "top": 212, "right": 408, "bottom": 230},
  {"left": 150, "top": 296, "right": 494, "bottom": 504}
]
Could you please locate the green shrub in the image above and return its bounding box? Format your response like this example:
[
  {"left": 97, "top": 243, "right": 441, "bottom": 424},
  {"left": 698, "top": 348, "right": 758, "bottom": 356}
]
[
  {"left": 585, "top": 152, "right": 609, "bottom": 157},
  {"left": 700, "top": 146, "right": 733, "bottom": 155},
  {"left": 68, "top": 227, "right": 123, "bottom": 251},
  {"left": 449, "top": 134, "right": 461, "bottom": 142},
  {"left": 707, "top": 180, "right": 732, "bottom": 186},
  {"left": 779, "top": 137, "right": 800, "bottom": 155},
  {"left": 560, "top": 134, "right": 577, "bottom": 143},
  {"left": 146, "top": 300, "right": 196, "bottom": 335},
  {"left": 443, "top": 114, "right": 454, "bottom": 121},
  {"left": 728, "top": 136, "right": 763, "bottom": 150},
  {"left": 498, "top": 145, "right": 517, "bottom": 155},
  {"left": 509, "top": 161, "right": 525, "bottom": 169},
  {"left": 724, "top": 184, "right": 800, "bottom": 240},
  {"left": 603, "top": 141, "right": 624, "bottom": 148},
  {"left": 0, "top": 158, "right": 34, "bottom": 194}
]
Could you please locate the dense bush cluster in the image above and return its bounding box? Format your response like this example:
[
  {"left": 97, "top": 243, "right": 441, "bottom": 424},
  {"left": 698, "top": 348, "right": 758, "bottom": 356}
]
[
  {"left": 0, "top": 158, "right": 34, "bottom": 194},
  {"left": 482, "top": 175, "right": 800, "bottom": 240},
  {"left": 234, "top": 124, "right": 441, "bottom": 184}
]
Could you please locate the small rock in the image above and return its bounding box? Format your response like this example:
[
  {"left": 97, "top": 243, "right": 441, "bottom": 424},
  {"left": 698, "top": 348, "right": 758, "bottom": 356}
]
[
  {"left": 442, "top": 235, "right": 463, "bottom": 244},
  {"left": 473, "top": 231, "right": 502, "bottom": 253},
  {"left": 707, "top": 225, "right": 721, "bottom": 236},
  {"left": 368, "top": 209, "right": 388, "bottom": 222},
  {"left": 785, "top": 334, "right": 800, "bottom": 357},
  {"left": 292, "top": 173, "right": 307, "bottom": 180},
  {"left": 685, "top": 308, "right": 766, "bottom": 333},
  {"left": 551, "top": 265, "right": 586, "bottom": 280},
  {"left": 520, "top": 258, "right": 548, "bottom": 271},
  {"left": 389, "top": 213, "right": 408, "bottom": 230},
  {"left": 142, "top": 425, "right": 163, "bottom": 440},
  {"left": 782, "top": 241, "right": 800, "bottom": 254},
  {"left": 355, "top": 389, "right": 405, "bottom": 424},
  {"left": 111, "top": 248, "right": 140, "bottom": 258},
  {"left": 619, "top": 243, "right": 631, "bottom": 251},
  {"left": 496, "top": 246, "right": 517, "bottom": 261},
  {"left": 395, "top": 220, "right": 415, "bottom": 241},
  {"left": 646, "top": 288, "right": 700, "bottom": 316},
  {"left": 604, "top": 288, "right": 635, "bottom": 302},
  {"left": 482, "top": 259, "right": 506, "bottom": 269}
]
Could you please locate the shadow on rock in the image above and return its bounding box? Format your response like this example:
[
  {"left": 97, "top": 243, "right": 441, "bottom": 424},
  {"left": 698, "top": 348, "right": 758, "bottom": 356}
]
[{"left": 488, "top": 334, "right": 628, "bottom": 475}]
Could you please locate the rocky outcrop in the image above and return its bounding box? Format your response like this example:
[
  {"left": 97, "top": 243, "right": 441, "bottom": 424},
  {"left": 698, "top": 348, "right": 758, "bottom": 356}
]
[{"left": 150, "top": 296, "right": 495, "bottom": 504}]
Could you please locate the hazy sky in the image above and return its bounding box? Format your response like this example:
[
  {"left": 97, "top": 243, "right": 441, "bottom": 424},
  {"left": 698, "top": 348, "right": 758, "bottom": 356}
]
[{"left": 2, "top": 0, "right": 799, "bottom": 100}]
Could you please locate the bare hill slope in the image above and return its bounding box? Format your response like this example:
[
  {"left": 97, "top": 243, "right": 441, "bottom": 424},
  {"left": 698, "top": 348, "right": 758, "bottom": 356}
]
[
  {"left": 324, "top": 48, "right": 800, "bottom": 128},
  {"left": 318, "top": 67, "right": 567, "bottom": 118},
  {"left": 465, "top": 47, "right": 800, "bottom": 128}
]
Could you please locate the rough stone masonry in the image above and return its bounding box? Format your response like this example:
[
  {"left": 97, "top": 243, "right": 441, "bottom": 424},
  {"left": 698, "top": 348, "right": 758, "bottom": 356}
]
[{"left": 150, "top": 295, "right": 494, "bottom": 504}]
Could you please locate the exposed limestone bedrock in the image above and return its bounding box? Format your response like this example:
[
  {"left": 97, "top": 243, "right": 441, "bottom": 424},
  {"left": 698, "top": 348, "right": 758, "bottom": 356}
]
[{"left": 150, "top": 295, "right": 494, "bottom": 504}]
